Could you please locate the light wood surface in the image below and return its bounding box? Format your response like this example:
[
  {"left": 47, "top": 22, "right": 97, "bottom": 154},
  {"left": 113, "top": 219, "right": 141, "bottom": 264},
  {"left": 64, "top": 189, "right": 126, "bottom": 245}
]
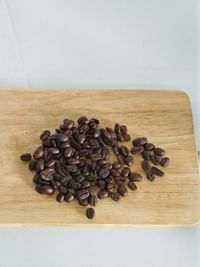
[{"left": 0, "top": 90, "right": 199, "bottom": 227}]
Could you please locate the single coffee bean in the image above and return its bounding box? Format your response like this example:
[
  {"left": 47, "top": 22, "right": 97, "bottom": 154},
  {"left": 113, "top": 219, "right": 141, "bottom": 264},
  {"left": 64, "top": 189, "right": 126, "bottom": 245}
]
[
  {"left": 36, "top": 184, "right": 54, "bottom": 195},
  {"left": 154, "top": 147, "right": 165, "bottom": 156},
  {"left": 33, "top": 147, "right": 44, "bottom": 159},
  {"left": 86, "top": 207, "right": 95, "bottom": 219},
  {"left": 64, "top": 192, "right": 74, "bottom": 202},
  {"left": 75, "top": 174, "right": 86, "bottom": 183},
  {"left": 79, "top": 198, "right": 89, "bottom": 206},
  {"left": 106, "top": 127, "right": 114, "bottom": 133},
  {"left": 120, "top": 146, "right": 129, "bottom": 157},
  {"left": 88, "top": 195, "right": 97, "bottom": 206},
  {"left": 75, "top": 189, "right": 90, "bottom": 200},
  {"left": 124, "top": 155, "right": 133, "bottom": 167},
  {"left": 101, "top": 129, "right": 112, "bottom": 139},
  {"left": 64, "top": 129, "right": 73, "bottom": 137},
  {"left": 20, "top": 153, "right": 32, "bottom": 162},
  {"left": 110, "top": 192, "right": 121, "bottom": 201},
  {"left": 40, "top": 168, "right": 54, "bottom": 181},
  {"left": 97, "top": 180, "right": 106, "bottom": 189},
  {"left": 147, "top": 171, "right": 155, "bottom": 181},
  {"left": 97, "top": 189, "right": 109, "bottom": 199},
  {"left": 114, "top": 123, "right": 121, "bottom": 134},
  {"left": 56, "top": 133, "right": 69, "bottom": 143},
  {"left": 115, "top": 176, "right": 126, "bottom": 185},
  {"left": 78, "top": 134, "right": 86, "bottom": 144},
  {"left": 130, "top": 146, "right": 143, "bottom": 154},
  {"left": 113, "top": 146, "right": 120, "bottom": 156},
  {"left": 112, "top": 162, "right": 121, "bottom": 169},
  {"left": 128, "top": 172, "right": 142, "bottom": 182},
  {"left": 48, "top": 147, "right": 60, "bottom": 155},
  {"left": 77, "top": 116, "right": 89, "bottom": 125},
  {"left": 63, "top": 119, "right": 74, "bottom": 129},
  {"left": 69, "top": 180, "right": 81, "bottom": 190},
  {"left": 160, "top": 157, "right": 170, "bottom": 167},
  {"left": 45, "top": 158, "right": 56, "bottom": 168},
  {"left": 117, "top": 185, "right": 128, "bottom": 197},
  {"left": 121, "top": 167, "right": 131, "bottom": 177},
  {"left": 93, "top": 130, "right": 101, "bottom": 138},
  {"left": 116, "top": 134, "right": 123, "bottom": 142},
  {"left": 91, "top": 153, "right": 102, "bottom": 161},
  {"left": 117, "top": 155, "right": 125, "bottom": 165},
  {"left": 66, "top": 158, "right": 80, "bottom": 165},
  {"left": 56, "top": 193, "right": 65, "bottom": 202},
  {"left": 142, "top": 151, "right": 151, "bottom": 160},
  {"left": 36, "top": 159, "right": 45, "bottom": 173},
  {"left": 120, "top": 125, "right": 127, "bottom": 134},
  {"left": 64, "top": 147, "right": 74, "bottom": 158},
  {"left": 110, "top": 169, "right": 121, "bottom": 177},
  {"left": 151, "top": 166, "right": 164, "bottom": 176},
  {"left": 99, "top": 167, "right": 110, "bottom": 179},
  {"left": 144, "top": 143, "right": 155, "bottom": 151},
  {"left": 53, "top": 173, "right": 64, "bottom": 181},
  {"left": 58, "top": 185, "right": 68, "bottom": 194},
  {"left": 142, "top": 160, "right": 151, "bottom": 173},
  {"left": 123, "top": 133, "right": 131, "bottom": 141},
  {"left": 150, "top": 154, "right": 161, "bottom": 165},
  {"left": 81, "top": 180, "right": 91, "bottom": 189},
  {"left": 132, "top": 137, "right": 148, "bottom": 147},
  {"left": 127, "top": 181, "right": 137, "bottom": 191},
  {"left": 40, "top": 130, "right": 50, "bottom": 141},
  {"left": 29, "top": 159, "right": 37, "bottom": 171},
  {"left": 60, "top": 142, "right": 70, "bottom": 150},
  {"left": 33, "top": 173, "right": 39, "bottom": 184},
  {"left": 106, "top": 182, "right": 115, "bottom": 192},
  {"left": 90, "top": 139, "right": 100, "bottom": 149}
]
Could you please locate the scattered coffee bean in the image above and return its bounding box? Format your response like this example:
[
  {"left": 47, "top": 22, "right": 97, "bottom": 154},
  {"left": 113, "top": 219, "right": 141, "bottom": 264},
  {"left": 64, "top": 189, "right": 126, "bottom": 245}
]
[
  {"left": 64, "top": 192, "right": 74, "bottom": 202},
  {"left": 124, "top": 155, "right": 133, "bottom": 166},
  {"left": 121, "top": 167, "right": 131, "bottom": 177},
  {"left": 123, "top": 133, "right": 131, "bottom": 141},
  {"left": 29, "top": 159, "right": 37, "bottom": 171},
  {"left": 154, "top": 147, "right": 165, "bottom": 157},
  {"left": 147, "top": 171, "right": 155, "bottom": 181},
  {"left": 144, "top": 143, "right": 155, "bottom": 151},
  {"left": 151, "top": 167, "right": 164, "bottom": 176},
  {"left": 112, "top": 162, "right": 121, "bottom": 169},
  {"left": 120, "top": 146, "right": 129, "bottom": 157},
  {"left": 36, "top": 184, "right": 54, "bottom": 195},
  {"left": 130, "top": 146, "right": 143, "bottom": 154},
  {"left": 110, "top": 192, "right": 121, "bottom": 201},
  {"left": 56, "top": 193, "right": 65, "bottom": 202},
  {"left": 117, "top": 185, "right": 128, "bottom": 197},
  {"left": 150, "top": 154, "right": 161, "bottom": 165},
  {"left": 88, "top": 195, "right": 97, "bottom": 206},
  {"left": 132, "top": 137, "right": 148, "bottom": 147},
  {"left": 40, "top": 130, "right": 50, "bottom": 141},
  {"left": 128, "top": 172, "right": 142, "bottom": 182},
  {"left": 20, "top": 153, "right": 32, "bottom": 161},
  {"left": 160, "top": 157, "right": 170, "bottom": 167},
  {"left": 97, "top": 190, "right": 109, "bottom": 199},
  {"left": 127, "top": 181, "right": 137, "bottom": 191},
  {"left": 142, "top": 160, "right": 151, "bottom": 173},
  {"left": 86, "top": 207, "right": 95, "bottom": 219},
  {"left": 142, "top": 151, "right": 151, "bottom": 160},
  {"left": 33, "top": 147, "right": 44, "bottom": 159}
]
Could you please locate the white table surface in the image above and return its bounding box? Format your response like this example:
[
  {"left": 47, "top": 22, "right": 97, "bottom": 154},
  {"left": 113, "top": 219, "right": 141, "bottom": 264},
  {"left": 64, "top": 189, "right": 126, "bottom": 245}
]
[{"left": 0, "top": 1, "right": 199, "bottom": 266}]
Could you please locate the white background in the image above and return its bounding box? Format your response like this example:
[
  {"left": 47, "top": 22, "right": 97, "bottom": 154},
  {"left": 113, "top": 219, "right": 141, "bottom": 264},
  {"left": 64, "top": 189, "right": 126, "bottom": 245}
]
[{"left": 0, "top": 1, "right": 199, "bottom": 266}]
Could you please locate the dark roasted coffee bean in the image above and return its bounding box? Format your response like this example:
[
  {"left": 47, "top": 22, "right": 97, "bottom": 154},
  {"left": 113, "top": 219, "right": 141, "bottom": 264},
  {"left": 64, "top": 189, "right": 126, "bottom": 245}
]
[
  {"left": 36, "top": 184, "right": 54, "bottom": 195},
  {"left": 90, "top": 139, "right": 100, "bottom": 149},
  {"left": 81, "top": 180, "right": 91, "bottom": 189},
  {"left": 101, "top": 129, "right": 112, "bottom": 139},
  {"left": 117, "top": 185, "right": 128, "bottom": 197},
  {"left": 120, "top": 146, "right": 129, "bottom": 157},
  {"left": 105, "top": 176, "right": 114, "bottom": 184},
  {"left": 117, "top": 155, "right": 125, "bottom": 164},
  {"left": 78, "top": 134, "right": 86, "bottom": 144},
  {"left": 124, "top": 155, "right": 133, "bottom": 166},
  {"left": 65, "top": 164, "right": 78, "bottom": 173},
  {"left": 121, "top": 167, "right": 131, "bottom": 177},
  {"left": 91, "top": 153, "right": 102, "bottom": 161},
  {"left": 60, "top": 142, "right": 70, "bottom": 150},
  {"left": 97, "top": 189, "right": 109, "bottom": 199},
  {"left": 120, "top": 125, "right": 127, "bottom": 134},
  {"left": 113, "top": 146, "right": 120, "bottom": 156},
  {"left": 98, "top": 159, "right": 107, "bottom": 166},
  {"left": 97, "top": 180, "right": 106, "bottom": 189},
  {"left": 112, "top": 139, "right": 118, "bottom": 146},
  {"left": 150, "top": 154, "right": 161, "bottom": 165},
  {"left": 33, "top": 173, "right": 39, "bottom": 184},
  {"left": 54, "top": 162, "right": 60, "bottom": 173},
  {"left": 66, "top": 158, "right": 80, "bottom": 165},
  {"left": 20, "top": 153, "right": 32, "bottom": 162},
  {"left": 110, "top": 169, "right": 121, "bottom": 177},
  {"left": 61, "top": 177, "right": 72, "bottom": 187},
  {"left": 29, "top": 159, "right": 37, "bottom": 171},
  {"left": 130, "top": 146, "right": 143, "bottom": 154},
  {"left": 101, "top": 148, "right": 110, "bottom": 159},
  {"left": 86, "top": 207, "right": 95, "bottom": 219},
  {"left": 40, "top": 130, "right": 50, "bottom": 141},
  {"left": 132, "top": 137, "right": 148, "bottom": 147},
  {"left": 43, "top": 138, "right": 51, "bottom": 147},
  {"left": 144, "top": 143, "right": 155, "bottom": 151},
  {"left": 77, "top": 116, "right": 89, "bottom": 125},
  {"left": 58, "top": 185, "right": 68, "bottom": 194},
  {"left": 48, "top": 147, "right": 60, "bottom": 155},
  {"left": 45, "top": 158, "right": 56, "bottom": 168},
  {"left": 127, "top": 181, "right": 137, "bottom": 191},
  {"left": 53, "top": 173, "right": 64, "bottom": 181},
  {"left": 142, "top": 160, "right": 151, "bottom": 173},
  {"left": 112, "top": 162, "right": 121, "bottom": 169},
  {"left": 69, "top": 180, "right": 81, "bottom": 190},
  {"left": 115, "top": 176, "right": 126, "bottom": 185},
  {"left": 99, "top": 168, "right": 110, "bottom": 179},
  {"left": 110, "top": 192, "right": 121, "bottom": 201},
  {"left": 75, "top": 189, "right": 90, "bottom": 200},
  {"left": 56, "top": 193, "right": 65, "bottom": 202},
  {"left": 36, "top": 159, "right": 45, "bottom": 173},
  {"left": 106, "top": 183, "right": 115, "bottom": 192},
  {"left": 93, "top": 130, "right": 101, "bottom": 138},
  {"left": 64, "top": 147, "right": 74, "bottom": 158},
  {"left": 63, "top": 119, "right": 74, "bottom": 129},
  {"left": 56, "top": 133, "right": 69, "bottom": 143},
  {"left": 160, "top": 157, "right": 170, "bottom": 167},
  {"left": 154, "top": 147, "right": 165, "bottom": 156},
  {"left": 128, "top": 172, "right": 142, "bottom": 182},
  {"left": 33, "top": 147, "right": 44, "bottom": 159},
  {"left": 116, "top": 134, "right": 123, "bottom": 142},
  {"left": 88, "top": 195, "right": 97, "bottom": 206},
  {"left": 40, "top": 168, "right": 54, "bottom": 181},
  {"left": 142, "top": 151, "right": 151, "bottom": 160},
  {"left": 64, "top": 129, "right": 73, "bottom": 137},
  {"left": 151, "top": 166, "right": 164, "bottom": 176},
  {"left": 147, "top": 171, "right": 155, "bottom": 181},
  {"left": 123, "top": 133, "right": 131, "bottom": 141},
  {"left": 79, "top": 198, "right": 89, "bottom": 206},
  {"left": 64, "top": 192, "right": 74, "bottom": 202},
  {"left": 114, "top": 123, "right": 121, "bottom": 134}
]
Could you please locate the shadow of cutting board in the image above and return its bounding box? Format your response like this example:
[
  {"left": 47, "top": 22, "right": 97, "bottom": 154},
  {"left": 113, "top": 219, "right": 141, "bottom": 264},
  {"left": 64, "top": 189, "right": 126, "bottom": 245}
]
[{"left": 0, "top": 90, "right": 199, "bottom": 227}]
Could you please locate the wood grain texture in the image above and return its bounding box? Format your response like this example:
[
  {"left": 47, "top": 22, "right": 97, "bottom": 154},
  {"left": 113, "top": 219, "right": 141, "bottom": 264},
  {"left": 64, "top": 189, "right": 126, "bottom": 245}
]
[{"left": 0, "top": 90, "right": 199, "bottom": 227}]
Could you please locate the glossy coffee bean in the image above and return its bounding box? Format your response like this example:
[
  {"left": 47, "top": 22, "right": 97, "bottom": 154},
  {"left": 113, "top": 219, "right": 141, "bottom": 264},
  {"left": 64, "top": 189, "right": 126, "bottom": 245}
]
[
  {"left": 124, "top": 155, "right": 133, "bottom": 167},
  {"left": 117, "top": 185, "right": 128, "bottom": 197},
  {"left": 40, "top": 130, "right": 50, "bottom": 141},
  {"left": 121, "top": 167, "right": 131, "bottom": 177},
  {"left": 128, "top": 172, "right": 142, "bottom": 182},
  {"left": 97, "top": 190, "right": 109, "bottom": 199},
  {"left": 160, "top": 157, "right": 170, "bottom": 167},
  {"left": 123, "top": 133, "right": 131, "bottom": 141},
  {"left": 147, "top": 171, "right": 155, "bottom": 181},
  {"left": 88, "top": 195, "right": 97, "bottom": 206},
  {"left": 64, "top": 192, "right": 74, "bottom": 202},
  {"left": 33, "top": 147, "right": 44, "bottom": 159},
  {"left": 36, "top": 184, "right": 54, "bottom": 195},
  {"left": 130, "top": 146, "right": 143, "bottom": 154},
  {"left": 112, "top": 162, "right": 121, "bottom": 169},
  {"left": 120, "top": 146, "right": 129, "bottom": 157},
  {"left": 132, "top": 137, "right": 148, "bottom": 147},
  {"left": 56, "top": 193, "right": 65, "bottom": 202},
  {"left": 29, "top": 159, "right": 37, "bottom": 171},
  {"left": 20, "top": 153, "right": 32, "bottom": 161},
  {"left": 154, "top": 147, "right": 165, "bottom": 156},
  {"left": 151, "top": 167, "right": 164, "bottom": 176},
  {"left": 150, "top": 154, "right": 161, "bottom": 165}
]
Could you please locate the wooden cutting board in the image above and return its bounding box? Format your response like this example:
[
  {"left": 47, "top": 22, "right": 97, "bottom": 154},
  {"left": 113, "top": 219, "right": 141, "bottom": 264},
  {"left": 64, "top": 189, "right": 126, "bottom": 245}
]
[{"left": 0, "top": 90, "right": 199, "bottom": 227}]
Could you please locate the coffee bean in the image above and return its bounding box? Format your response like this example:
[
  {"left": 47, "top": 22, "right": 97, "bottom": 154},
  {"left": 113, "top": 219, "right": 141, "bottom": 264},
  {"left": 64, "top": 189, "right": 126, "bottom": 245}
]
[
  {"left": 154, "top": 147, "right": 165, "bottom": 156},
  {"left": 130, "top": 146, "right": 143, "bottom": 154},
  {"left": 86, "top": 207, "right": 95, "bottom": 219},
  {"left": 40, "top": 130, "right": 50, "bottom": 141},
  {"left": 64, "top": 192, "right": 74, "bottom": 202},
  {"left": 151, "top": 167, "right": 164, "bottom": 176},
  {"left": 128, "top": 172, "right": 142, "bottom": 182},
  {"left": 115, "top": 176, "right": 126, "bottom": 185},
  {"left": 65, "top": 164, "right": 78, "bottom": 173},
  {"left": 147, "top": 171, "right": 155, "bottom": 181},
  {"left": 112, "top": 162, "right": 121, "bottom": 169},
  {"left": 160, "top": 157, "right": 170, "bottom": 167},
  {"left": 33, "top": 147, "right": 44, "bottom": 159},
  {"left": 56, "top": 193, "right": 65, "bottom": 202},
  {"left": 110, "top": 192, "right": 121, "bottom": 201},
  {"left": 63, "top": 119, "right": 74, "bottom": 129},
  {"left": 36, "top": 184, "right": 54, "bottom": 195},
  {"left": 90, "top": 139, "right": 100, "bottom": 149},
  {"left": 106, "top": 182, "right": 115, "bottom": 192},
  {"left": 91, "top": 153, "right": 102, "bottom": 161},
  {"left": 99, "top": 168, "right": 110, "bottom": 179},
  {"left": 66, "top": 158, "right": 80, "bottom": 165},
  {"left": 78, "top": 134, "right": 86, "bottom": 144},
  {"left": 79, "top": 198, "right": 89, "bottom": 206},
  {"left": 20, "top": 153, "right": 32, "bottom": 162},
  {"left": 117, "top": 155, "right": 125, "bottom": 165},
  {"left": 132, "top": 137, "right": 148, "bottom": 147},
  {"left": 29, "top": 159, "right": 37, "bottom": 171},
  {"left": 81, "top": 180, "right": 91, "bottom": 189},
  {"left": 114, "top": 123, "right": 121, "bottom": 134},
  {"left": 127, "top": 181, "right": 137, "bottom": 191},
  {"left": 88, "top": 195, "right": 97, "bottom": 206},
  {"left": 120, "top": 146, "right": 129, "bottom": 157},
  {"left": 117, "top": 134, "right": 123, "bottom": 142},
  {"left": 121, "top": 167, "right": 131, "bottom": 177},
  {"left": 117, "top": 185, "right": 128, "bottom": 197},
  {"left": 120, "top": 125, "right": 127, "bottom": 134},
  {"left": 110, "top": 169, "right": 121, "bottom": 177},
  {"left": 36, "top": 159, "right": 45, "bottom": 173},
  {"left": 53, "top": 173, "right": 64, "bottom": 181},
  {"left": 77, "top": 116, "right": 89, "bottom": 125},
  {"left": 63, "top": 147, "right": 74, "bottom": 158},
  {"left": 124, "top": 155, "right": 133, "bottom": 166},
  {"left": 113, "top": 146, "right": 120, "bottom": 156},
  {"left": 93, "top": 130, "right": 101, "bottom": 138},
  {"left": 123, "top": 133, "right": 131, "bottom": 141},
  {"left": 40, "top": 168, "right": 54, "bottom": 181},
  {"left": 48, "top": 147, "right": 60, "bottom": 155},
  {"left": 75, "top": 189, "right": 90, "bottom": 200},
  {"left": 64, "top": 129, "right": 73, "bottom": 137},
  {"left": 142, "top": 151, "right": 151, "bottom": 160},
  {"left": 33, "top": 173, "right": 39, "bottom": 184},
  {"left": 142, "top": 160, "right": 151, "bottom": 173},
  {"left": 97, "top": 189, "right": 109, "bottom": 199},
  {"left": 150, "top": 154, "right": 161, "bottom": 165},
  {"left": 144, "top": 143, "right": 155, "bottom": 151}
]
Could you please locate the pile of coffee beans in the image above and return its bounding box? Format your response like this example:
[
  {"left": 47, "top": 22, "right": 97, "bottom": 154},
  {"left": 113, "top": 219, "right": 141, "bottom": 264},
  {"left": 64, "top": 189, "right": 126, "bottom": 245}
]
[{"left": 20, "top": 117, "right": 169, "bottom": 220}]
